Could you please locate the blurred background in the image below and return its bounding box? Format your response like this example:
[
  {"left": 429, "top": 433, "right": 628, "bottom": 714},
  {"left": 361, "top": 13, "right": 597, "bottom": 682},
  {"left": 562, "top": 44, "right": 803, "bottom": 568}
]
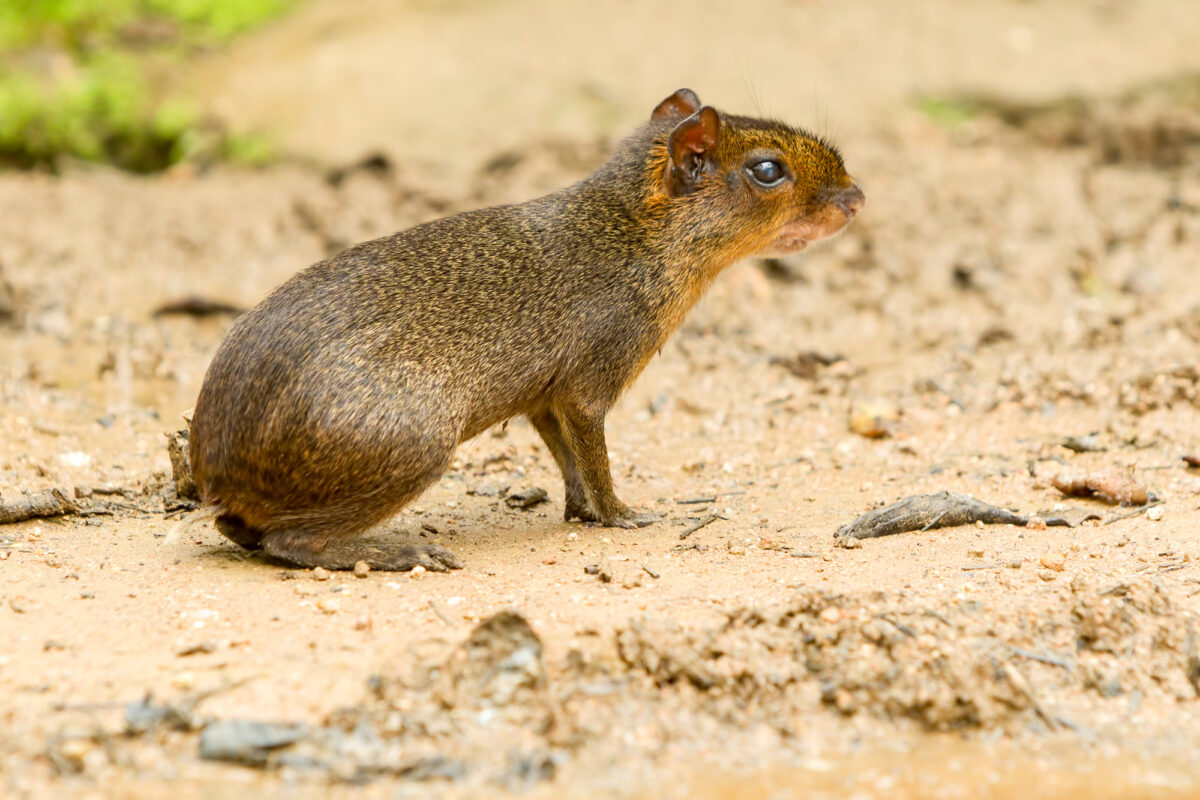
[{"left": 3, "top": 4, "right": 1200, "bottom": 795}]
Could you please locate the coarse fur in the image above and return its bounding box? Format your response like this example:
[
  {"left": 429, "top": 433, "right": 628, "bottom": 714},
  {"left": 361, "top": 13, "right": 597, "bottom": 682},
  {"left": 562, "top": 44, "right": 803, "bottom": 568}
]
[{"left": 188, "top": 89, "right": 864, "bottom": 570}]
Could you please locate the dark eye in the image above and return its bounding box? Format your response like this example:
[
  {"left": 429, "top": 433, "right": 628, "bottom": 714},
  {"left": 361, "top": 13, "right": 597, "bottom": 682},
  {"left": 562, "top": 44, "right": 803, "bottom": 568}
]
[{"left": 748, "top": 160, "right": 785, "bottom": 187}]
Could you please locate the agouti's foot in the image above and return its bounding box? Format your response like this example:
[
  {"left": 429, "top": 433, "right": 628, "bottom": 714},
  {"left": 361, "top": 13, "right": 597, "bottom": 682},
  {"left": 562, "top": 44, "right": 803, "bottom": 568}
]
[
  {"left": 261, "top": 532, "right": 463, "bottom": 572},
  {"left": 564, "top": 498, "right": 599, "bottom": 523},
  {"left": 596, "top": 508, "right": 662, "bottom": 529}
]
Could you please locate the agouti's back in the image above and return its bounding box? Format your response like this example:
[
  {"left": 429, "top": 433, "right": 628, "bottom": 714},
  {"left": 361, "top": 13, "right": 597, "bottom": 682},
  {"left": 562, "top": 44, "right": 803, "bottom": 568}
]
[{"left": 189, "top": 88, "right": 864, "bottom": 571}]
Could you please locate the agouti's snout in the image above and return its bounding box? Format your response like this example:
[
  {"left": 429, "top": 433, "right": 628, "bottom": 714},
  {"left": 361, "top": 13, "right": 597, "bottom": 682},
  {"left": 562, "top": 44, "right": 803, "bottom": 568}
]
[{"left": 834, "top": 183, "right": 865, "bottom": 219}]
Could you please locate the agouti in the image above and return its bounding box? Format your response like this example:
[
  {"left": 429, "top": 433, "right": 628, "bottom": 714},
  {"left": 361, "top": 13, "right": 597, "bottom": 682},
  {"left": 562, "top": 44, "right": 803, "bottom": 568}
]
[{"left": 189, "top": 88, "right": 864, "bottom": 571}]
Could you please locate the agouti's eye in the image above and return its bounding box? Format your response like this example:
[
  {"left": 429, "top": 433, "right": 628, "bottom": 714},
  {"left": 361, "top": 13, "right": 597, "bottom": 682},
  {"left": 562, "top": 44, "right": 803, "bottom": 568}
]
[{"left": 749, "top": 160, "right": 784, "bottom": 186}]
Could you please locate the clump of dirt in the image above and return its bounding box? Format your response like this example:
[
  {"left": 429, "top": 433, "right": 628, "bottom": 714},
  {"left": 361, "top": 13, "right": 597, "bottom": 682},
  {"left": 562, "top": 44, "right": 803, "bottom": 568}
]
[
  {"left": 617, "top": 580, "right": 1196, "bottom": 733},
  {"left": 1119, "top": 365, "right": 1200, "bottom": 414},
  {"left": 56, "top": 583, "right": 1196, "bottom": 788}
]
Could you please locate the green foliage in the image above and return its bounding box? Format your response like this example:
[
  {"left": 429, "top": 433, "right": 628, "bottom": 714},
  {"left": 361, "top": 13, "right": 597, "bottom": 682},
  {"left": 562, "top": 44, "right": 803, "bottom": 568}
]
[
  {"left": 147, "top": 0, "right": 296, "bottom": 39},
  {"left": 0, "top": 0, "right": 299, "bottom": 172},
  {"left": 913, "top": 94, "right": 981, "bottom": 128}
]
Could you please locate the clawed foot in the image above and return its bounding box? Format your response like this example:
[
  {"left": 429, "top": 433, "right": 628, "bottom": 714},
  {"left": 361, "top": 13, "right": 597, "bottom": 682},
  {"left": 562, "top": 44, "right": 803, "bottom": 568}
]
[
  {"left": 565, "top": 497, "right": 599, "bottom": 523},
  {"left": 565, "top": 498, "right": 660, "bottom": 529},
  {"left": 363, "top": 542, "right": 464, "bottom": 572},
  {"left": 597, "top": 507, "right": 662, "bottom": 529}
]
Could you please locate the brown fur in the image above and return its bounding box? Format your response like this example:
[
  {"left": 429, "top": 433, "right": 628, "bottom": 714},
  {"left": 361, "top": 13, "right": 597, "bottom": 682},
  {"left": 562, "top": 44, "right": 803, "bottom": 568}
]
[{"left": 188, "top": 89, "right": 864, "bottom": 570}]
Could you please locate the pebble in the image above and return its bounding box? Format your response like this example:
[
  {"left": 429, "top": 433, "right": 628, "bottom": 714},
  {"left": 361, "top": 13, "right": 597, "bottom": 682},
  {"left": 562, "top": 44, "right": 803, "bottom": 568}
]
[
  {"left": 1039, "top": 553, "right": 1066, "bottom": 572},
  {"left": 542, "top": 555, "right": 557, "bottom": 565},
  {"left": 1038, "top": 569, "right": 1057, "bottom": 582},
  {"left": 353, "top": 561, "right": 370, "bottom": 579},
  {"left": 312, "top": 567, "right": 331, "bottom": 581},
  {"left": 317, "top": 596, "right": 340, "bottom": 614},
  {"left": 409, "top": 565, "right": 427, "bottom": 579},
  {"left": 57, "top": 738, "right": 96, "bottom": 771},
  {"left": 1145, "top": 506, "right": 1164, "bottom": 522},
  {"left": 1025, "top": 517, "right": 1048, "bottom": 530}
]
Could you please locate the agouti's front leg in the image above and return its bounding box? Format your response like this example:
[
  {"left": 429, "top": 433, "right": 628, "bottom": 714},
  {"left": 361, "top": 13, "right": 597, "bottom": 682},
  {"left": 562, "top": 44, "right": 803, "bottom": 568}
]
[
  {"left": 557, "top": 401, "right": 659, "bottom": 529},
  {"left": 529, "top": 410, "right": 596, "bottom": 522}
]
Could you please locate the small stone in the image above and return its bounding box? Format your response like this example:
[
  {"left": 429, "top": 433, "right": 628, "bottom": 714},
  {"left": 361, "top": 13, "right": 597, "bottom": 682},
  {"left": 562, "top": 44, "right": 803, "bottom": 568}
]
[
  {"left": 199, "top": 720, "right": 308, "bottom": 765},
  {"left": 1025, "top": 517, "right": 1048, "bottom": 530},
  {"left": 833, "top": 688, "right": 857, "bottom": 713},
  {"left": 850, "top": 399, "right": 898, "bottom": 438},
  {"left": 176, "top": 641, "right": 217, "bottom": 656},
  {"left": 597, "top": 556, "right": 614, "bottom": 583},
  {"left": 1039, "top": 552, "right": 1066, "bottom": 572},
  {"left": 57, "top": 738, "right": 96, "bottom": 771},
  {"left": 541, "top": 555, "right": 557, "bottom": 565},
  {"left": 1007, "top": 559, "right": 1023, "bottom": 569},
  {"left": 727, "top": 542, "right": 746, "bottom": 555},
  {"left": 820, "top": 607, "right": 841, "bottom": 624},
  {"left": 505, "top": 487, "right": 549, "bottom": 510},
  {"left": 1145, "top": 506, "right": 1164, "bottom": 522},
  {"left": 317, "top": 597, "right": 340, "bottom": 614},
  {"left": 1038, "top": 569, "right": 1058, "bottom": 582},
  {"left": 353, "top": 561, "right": 370, "bottom": 579},
  {"left": 312, "top": 567, "right": 331, "bottom": 581},
  {"left": 172, "top": 672, "right": 196, "bottom": 690},
  {"left": 968, "top": 546, "right": 986, "bottom": 558},
  {"left": 354, "top": 615, "right": 373, "bottom": 631},
  {"left": 409, "top": 565, "right": 427, "bottom": 578}
]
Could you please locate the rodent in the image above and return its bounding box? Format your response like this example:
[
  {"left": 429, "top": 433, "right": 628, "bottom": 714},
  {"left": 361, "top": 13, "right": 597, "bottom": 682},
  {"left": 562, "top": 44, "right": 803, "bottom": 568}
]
[{"left": 188, "top": 88, "right": 864, "bottom": 571}]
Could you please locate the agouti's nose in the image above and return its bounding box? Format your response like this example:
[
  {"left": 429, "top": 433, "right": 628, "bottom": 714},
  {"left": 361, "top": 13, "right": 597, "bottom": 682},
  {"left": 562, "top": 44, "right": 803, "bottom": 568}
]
[{"left": 834, "top": 183, "right": 865, "bottom": 218}]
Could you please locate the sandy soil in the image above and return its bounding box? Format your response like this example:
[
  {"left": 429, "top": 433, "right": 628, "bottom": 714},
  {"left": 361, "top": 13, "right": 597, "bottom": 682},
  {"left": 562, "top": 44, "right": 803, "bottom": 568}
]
[{"left": 3, "top": 0, "right": 1200, "bottom": 797}]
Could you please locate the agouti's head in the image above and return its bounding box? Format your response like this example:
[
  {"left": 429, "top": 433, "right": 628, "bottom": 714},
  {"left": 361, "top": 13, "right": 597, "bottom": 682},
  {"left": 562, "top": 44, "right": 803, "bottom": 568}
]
[{"left": 648, "top": 88, "right": 864, "bottom": 260}]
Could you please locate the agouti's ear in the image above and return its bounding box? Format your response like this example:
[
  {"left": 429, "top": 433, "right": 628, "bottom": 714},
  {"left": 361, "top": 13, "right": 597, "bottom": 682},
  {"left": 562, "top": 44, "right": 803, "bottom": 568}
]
[
  {"left": 652, "top": 88, "right": 701, "bottom": 121},
  {"left": 665, "top": 106, "right": 720, "bottom": 197}
]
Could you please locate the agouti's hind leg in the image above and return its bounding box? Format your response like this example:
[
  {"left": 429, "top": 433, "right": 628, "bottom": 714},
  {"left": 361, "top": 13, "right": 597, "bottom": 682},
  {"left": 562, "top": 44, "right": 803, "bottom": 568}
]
[
  {"left": 529, "top": 410, "right": 596, "bottom": 522},
  {"left": 261, "top": 530, "right": 463, "bottom": 572},
  {"left": 215, "top": 514, "right": 264, "bottom": 551}
]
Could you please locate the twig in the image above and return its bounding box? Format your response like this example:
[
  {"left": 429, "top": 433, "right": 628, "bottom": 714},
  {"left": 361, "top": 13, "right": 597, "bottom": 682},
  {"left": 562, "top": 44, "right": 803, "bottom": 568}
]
[
  {"left": 962, "top": 563, "right": 1004, "bottom": 571},
  {"left": 1011, "top": 647, "right": 1074, "bottom": 673},
  {"left": 920, "top": 510, "right": 950, "bottom": 532},
  {"left": 679, "top": 514, "right": 727, "bottom": 540},
  {"left": 1002, "top": 662, "right": 1058, "bottom": 732},
  {"left": 0, "top": 488, "right": 77, "bottom": 525},
  {"left": 428, "top": 600, "right": 453, "bottom": 626},
  {"left": 641, "top": 563, "right": 660, "bottom": 579},
  {"left": 676, "top": 497, "right": 717, "bottom": 505},
  {"left": 1104, "top": 500, "right": 1163, "bottom": 525}
]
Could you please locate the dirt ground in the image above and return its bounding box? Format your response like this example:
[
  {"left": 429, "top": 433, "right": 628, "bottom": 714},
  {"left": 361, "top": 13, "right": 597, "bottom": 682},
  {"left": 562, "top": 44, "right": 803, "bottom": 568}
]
[{"left": 3, "top": 0, "right": 1200, "bottom": 797}]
